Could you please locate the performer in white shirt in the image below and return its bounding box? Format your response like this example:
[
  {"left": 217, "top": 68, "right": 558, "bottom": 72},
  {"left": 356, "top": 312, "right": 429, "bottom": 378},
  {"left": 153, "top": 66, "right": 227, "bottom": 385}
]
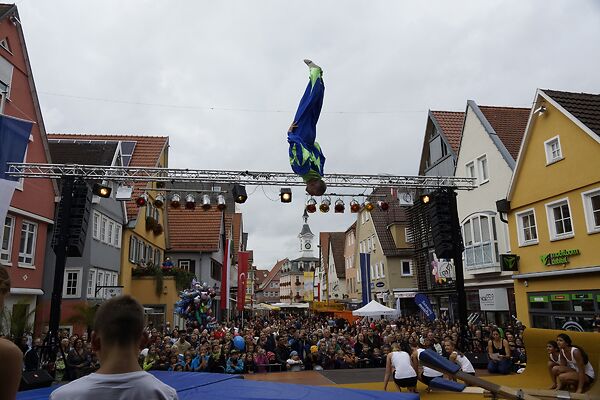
[{"left": 51, "top": 295, "right": 178, "bottom": 400}]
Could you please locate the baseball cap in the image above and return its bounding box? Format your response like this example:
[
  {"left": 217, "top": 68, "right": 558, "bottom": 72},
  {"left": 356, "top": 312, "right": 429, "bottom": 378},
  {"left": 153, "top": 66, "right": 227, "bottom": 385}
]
[{"left": 290, "top": 351, "right": 298, "bottom": 357}]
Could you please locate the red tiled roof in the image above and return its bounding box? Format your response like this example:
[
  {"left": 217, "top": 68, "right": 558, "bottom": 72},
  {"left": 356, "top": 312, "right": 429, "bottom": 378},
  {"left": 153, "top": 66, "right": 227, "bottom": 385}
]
[
  {"left": 370, "top": 187, "right": 412, "bottom": 257},
  {"left": 345, "top": 221, "right": 356, "bottom": 234},
  {"left": 254, "top": 269, "right": 269, "bottom": 288},
  {"left": 48, "top": 134, "right": 168, "bottom": 219},
  {"left": 167, "top": 207, "right": 223, "bottom": 252},
  {"left": 259, "top": 258, "right": 287, "bottom": 291},
  {"left": 430, "top": 111, "right": 465, "bottom": 154},
  {"left": 543, "top": 89, "right": 600, "bottom": 138},
  {"left": 320, "top": 232, "right": 330, "bottom": 272},
  {"left": 479, "top": 106, "right": 529, "bottom": 160}
]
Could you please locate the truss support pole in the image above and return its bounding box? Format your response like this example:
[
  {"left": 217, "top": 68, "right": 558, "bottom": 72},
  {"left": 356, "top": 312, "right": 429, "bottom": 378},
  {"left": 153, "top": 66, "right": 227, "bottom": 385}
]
[{"left": 43, "top": 176, "right": 73, "bottom": 361}]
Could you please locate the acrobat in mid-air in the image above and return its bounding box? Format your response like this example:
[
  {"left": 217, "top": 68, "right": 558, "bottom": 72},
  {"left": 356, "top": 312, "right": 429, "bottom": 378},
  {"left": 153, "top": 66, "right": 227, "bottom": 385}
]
[{"left": 288, "top": 59, "right": 327, "bottom": 196}]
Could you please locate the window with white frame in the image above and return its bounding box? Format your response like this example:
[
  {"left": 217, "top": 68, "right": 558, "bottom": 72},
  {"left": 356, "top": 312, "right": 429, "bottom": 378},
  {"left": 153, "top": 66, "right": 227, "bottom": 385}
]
[
  {"left": 516, "top": 209, "right": 538, "bottom": 246},
  {"left": 92, "top": 212, "right": 100, "bottom": 240},
  {"left": 544, "top": 136, "right": 562, "bottom": 164},
  {"left": 1, "top": 215, "right": 15, "bottom": 263},
  {"left": 63, "top": 269, "right": 81, "bottom": 298},
  {"left": 380, "top": 262, "right": 385, "bottom": 278},
  {"left": 18, "top": 220, "right": 37, "bottom": 266},
  {"left": 466, "top": 162, "right": 475, "bottom": 179},
  {"left": 100, "top": 216, "right": 107, "bottom": 243},
  {"left": 546, "top": 199, "right": 574, "bottom": 240},
  {"left": 129, "top": 236, "right": 137, "bottom": 262},
  {"left": 87, "top": 269, "right": 96, "bottom": 298},
  {"left": 462, "top": 214, "right": 498, "bottom": 269},
  {"left": 107, "top": 220, "right": 114, "bottom": 245},
  {"left": 401, "top": 260, "right": 413, "bottom": 276},
  {"left": 367, "top": 237, "right": 372, "bottom": 252},
  {"left": 582, "top": 188, "right": 600, "bottom": 234},
  {"left": 477, "top": 155, "right": 489, "bottom": 183},
  {"left": 372, "top": 235, "right": 376, "bottom": 251},
  {"left": 113, "top": 225, "right": 121, "bottom": 248}
]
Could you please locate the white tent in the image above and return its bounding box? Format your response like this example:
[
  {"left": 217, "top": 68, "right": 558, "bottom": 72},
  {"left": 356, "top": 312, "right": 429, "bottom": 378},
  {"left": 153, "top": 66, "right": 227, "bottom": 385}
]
[{"left": 352, "top": 300, "right": 397, "bottom": 316}]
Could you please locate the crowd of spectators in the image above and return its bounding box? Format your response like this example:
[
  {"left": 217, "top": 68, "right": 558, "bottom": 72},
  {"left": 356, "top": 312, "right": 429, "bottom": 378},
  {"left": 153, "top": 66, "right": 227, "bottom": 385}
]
[{"left": 3, "top": 312, "right": 530, "bottom": 382}]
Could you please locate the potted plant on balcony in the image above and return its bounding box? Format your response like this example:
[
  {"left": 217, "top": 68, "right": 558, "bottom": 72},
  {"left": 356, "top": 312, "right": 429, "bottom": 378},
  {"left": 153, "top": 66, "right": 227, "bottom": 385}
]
[{"left": 145, "top": 215, "right": 157, "bottom": 231}]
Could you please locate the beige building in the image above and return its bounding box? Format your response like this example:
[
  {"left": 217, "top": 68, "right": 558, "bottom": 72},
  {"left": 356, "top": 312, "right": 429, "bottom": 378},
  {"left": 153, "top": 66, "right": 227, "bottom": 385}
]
[
  {"left": 354, "top": 188, "right": 419, "bottom": 314},
  {"left": 344, "top": 222, "right": 360, "bottom": 303}
]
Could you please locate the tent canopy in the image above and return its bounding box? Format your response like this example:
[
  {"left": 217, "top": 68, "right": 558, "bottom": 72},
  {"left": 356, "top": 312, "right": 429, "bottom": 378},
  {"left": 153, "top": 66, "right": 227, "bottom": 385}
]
[{"left": 352, "top": 300, "right": 397, "bottom": 316}]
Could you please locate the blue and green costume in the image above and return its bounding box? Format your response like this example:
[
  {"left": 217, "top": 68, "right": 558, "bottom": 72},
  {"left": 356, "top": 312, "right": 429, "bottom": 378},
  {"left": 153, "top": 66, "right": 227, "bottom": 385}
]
[{"left": 288, "top": 66, "right": 326, "bottom": 182}]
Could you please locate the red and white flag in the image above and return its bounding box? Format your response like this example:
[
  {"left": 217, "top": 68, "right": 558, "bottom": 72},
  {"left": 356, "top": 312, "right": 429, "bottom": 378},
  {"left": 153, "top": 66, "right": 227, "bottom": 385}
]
[
  {"left": 237, "top": 251, "right": 250, "bottom": 311},
  {"left": 220, "top": 239, "right": 232, "bottom": 310}
]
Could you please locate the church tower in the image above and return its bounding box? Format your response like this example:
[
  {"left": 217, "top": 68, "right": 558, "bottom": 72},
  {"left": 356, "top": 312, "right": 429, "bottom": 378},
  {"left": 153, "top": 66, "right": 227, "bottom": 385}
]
[{"left": 298, "top": 209, "right": 315, "bottom": 257}]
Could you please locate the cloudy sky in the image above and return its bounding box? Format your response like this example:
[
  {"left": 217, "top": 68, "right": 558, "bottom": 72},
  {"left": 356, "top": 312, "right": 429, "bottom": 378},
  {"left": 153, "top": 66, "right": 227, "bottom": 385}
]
[{"left": 17, "top": 1, "right": 600, "bottom": 269}]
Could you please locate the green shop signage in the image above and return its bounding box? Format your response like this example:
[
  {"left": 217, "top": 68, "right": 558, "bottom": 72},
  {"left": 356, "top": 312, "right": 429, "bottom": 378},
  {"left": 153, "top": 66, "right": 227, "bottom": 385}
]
[{"left": 540, "top": 249, "right": 580, "bottom": 266}]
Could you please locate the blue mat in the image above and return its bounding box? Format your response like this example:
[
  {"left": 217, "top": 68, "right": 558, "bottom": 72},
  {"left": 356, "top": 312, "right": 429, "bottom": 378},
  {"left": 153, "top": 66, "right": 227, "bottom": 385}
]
[{"left": 17, "top": 372, "right": 419, "bottom": 400}]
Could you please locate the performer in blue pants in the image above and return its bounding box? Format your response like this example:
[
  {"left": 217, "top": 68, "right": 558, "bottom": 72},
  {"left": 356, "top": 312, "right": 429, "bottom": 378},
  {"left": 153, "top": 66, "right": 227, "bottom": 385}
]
[{"left": 288, "top": 59, "right": 327, "bottom": 196}]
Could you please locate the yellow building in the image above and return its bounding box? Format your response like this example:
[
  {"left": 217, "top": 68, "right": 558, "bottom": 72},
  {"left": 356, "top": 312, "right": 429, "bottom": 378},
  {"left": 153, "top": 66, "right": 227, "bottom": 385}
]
[{"left": 506, "top": 89, "right": 600, "bottom": 332}]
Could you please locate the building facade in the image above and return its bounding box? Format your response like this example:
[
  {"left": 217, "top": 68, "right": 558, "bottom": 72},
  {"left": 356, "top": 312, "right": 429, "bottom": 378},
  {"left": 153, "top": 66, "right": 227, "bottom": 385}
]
[
  {"left": 506, "top": 89, "right": 600, "bottom": 332},
  {"left": 455, "top": 101, "right": 529, "bottom": 325},
  {"left": 0, "top": 5, "right": 57, "bottom": 335},
  {"left": 343, "top": 222, "right": 360, "bottom": 303}
]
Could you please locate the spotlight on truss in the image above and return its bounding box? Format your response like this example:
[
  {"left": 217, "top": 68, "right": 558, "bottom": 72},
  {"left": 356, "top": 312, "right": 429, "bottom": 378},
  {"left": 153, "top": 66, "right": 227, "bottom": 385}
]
[
  {"left": 280, "top": 188, "right": 292, "bottom": 203},
  {"left": 201, "top": 194, "right": 211, "bottom": 211},
  {"left": 217, "top": 194, "right": 227, "bottom": 211},
  {"left": 334, "top": 199, "right": 345, "bottom": 213},
  {"left": 320, "top": 198, "right": 331, "bottom": 213},
  {"left": 364, "top": 200, "right": 374, "bottom": 212},
  {"left": 136, "top": 193, "right": 148, "bottom": 207},
  {"left": 350, "top": 199, "right": 360, "bottom": 213},
  {"left": 154, "top": 193, "right": 165, "bottom": 208},
  {"left": 233, "top": 184, "right": 248, "bottom": 204},
  {"left": 378, "top": 200, "right": 389, "bottom": 211},
  {"left": 92, "top": 183, "right": 111, "bottom": 198},
  {"left": 170, "top": 193, "right": 181, "bottom": 208},
  {"left": 306, "top": 198, "right": 317, "bottom": 213},
  {"left": 185, "top": 194, "right": 196, "bottom": 210}
]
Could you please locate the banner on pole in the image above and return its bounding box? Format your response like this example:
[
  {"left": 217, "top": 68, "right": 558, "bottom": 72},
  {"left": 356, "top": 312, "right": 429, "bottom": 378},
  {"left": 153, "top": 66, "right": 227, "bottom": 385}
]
[
  {"left": 414, "top": 293, "right": 436, "bottom": 321},
  {"left": 359, "top": 253, "right": 371, "bottom": 306},
  {"left": 237, "top": 251, "right": 249, "bottom": 311},
  {"left": 220, "top": 239, "right": 231, "bottom": 310}
]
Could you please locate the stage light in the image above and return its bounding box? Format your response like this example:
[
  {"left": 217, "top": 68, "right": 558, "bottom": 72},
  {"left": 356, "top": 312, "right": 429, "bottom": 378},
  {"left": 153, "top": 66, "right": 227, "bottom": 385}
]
[
  {"left": 92, "top": 183, "right": 111, "bottom": 198},
  {"left": 421, "top": 194, "right": 430, "bottom": 204},
  {"left": 233, "top": 184, "right": 248, "bottom": 204},
  {"left": 217, "top": 194, "right": 227, "bottom": 211},
  {"left": 115, "top": 185, "right": 133, "bottom": 201},
  {"left": 154, "top": 193, "right": 165, "bottom": 208},
  {"left": 170, "top": 193, "right": 181, "bottom": 208},
  {"left": 185, "top": 194, "right": 196, "bottom": 210},
  {"left": 201, "top": 194, "right": 211, "bottom": 210},
  {"left": 306, "top": 198, "right": 317, "bottom": 213},
  {"left": 364, "top": 200, "right": 374, "bottom": 211},
  {"left": 280, "top": 188, "right": 292, "bottom": 203},
  {"left": 334, "top": 199, "right": 345, "bottom": 213},
  {"left": 135, "top": 193, "right": 148, "bottom": 207},
  {"left": 378, "top": 200, "right": 389, "bottom": 211},
  {"left": 320, "top": 198, "right": 331, "bottom": 213},
  {"left": 350, "top": 199, "right": 360, "bottom": 213}
]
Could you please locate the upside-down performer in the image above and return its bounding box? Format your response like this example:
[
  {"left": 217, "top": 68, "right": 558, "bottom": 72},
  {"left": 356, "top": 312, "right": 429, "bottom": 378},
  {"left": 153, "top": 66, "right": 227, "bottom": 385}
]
[{"left": 288, "top": 59, "right": 327, "bottom": 196}]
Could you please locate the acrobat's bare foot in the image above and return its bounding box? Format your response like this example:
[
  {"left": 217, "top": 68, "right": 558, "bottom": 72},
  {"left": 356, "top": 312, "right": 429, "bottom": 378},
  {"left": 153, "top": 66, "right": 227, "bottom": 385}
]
[{"left": 304, "top": 59, "right": 320, "bottom": 69}]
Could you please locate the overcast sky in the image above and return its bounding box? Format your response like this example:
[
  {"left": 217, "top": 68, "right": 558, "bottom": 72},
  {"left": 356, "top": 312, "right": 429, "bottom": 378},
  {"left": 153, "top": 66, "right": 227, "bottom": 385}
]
[{"left": 17, "top": 1, "right": 600, "bottom": 269}]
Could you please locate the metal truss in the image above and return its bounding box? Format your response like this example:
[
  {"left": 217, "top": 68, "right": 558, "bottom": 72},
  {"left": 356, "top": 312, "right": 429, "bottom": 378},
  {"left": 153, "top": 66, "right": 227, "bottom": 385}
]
[{"left": 7, "top": 163, "right": 476, "bottom": 190}]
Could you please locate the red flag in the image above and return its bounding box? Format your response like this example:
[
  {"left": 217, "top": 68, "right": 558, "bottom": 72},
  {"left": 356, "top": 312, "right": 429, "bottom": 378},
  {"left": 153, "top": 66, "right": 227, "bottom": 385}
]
[
  {"left": 220, "top": 239, "right": 231, "bottom": 310},
  {"left": 237, "top": 251, "right": 249, "bottom": 311}
]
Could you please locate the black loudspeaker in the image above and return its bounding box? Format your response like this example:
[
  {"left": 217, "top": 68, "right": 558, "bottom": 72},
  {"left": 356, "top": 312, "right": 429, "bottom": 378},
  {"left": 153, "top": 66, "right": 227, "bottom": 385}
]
[
  {"left": 426, "top": 188, "right": 463, "bottom": 260},
  {"left": 20, "top": 369, "right": 54, "bottom": 391},
  {"left": 52, "top": 180, "right": 92, "bottom": 257}
]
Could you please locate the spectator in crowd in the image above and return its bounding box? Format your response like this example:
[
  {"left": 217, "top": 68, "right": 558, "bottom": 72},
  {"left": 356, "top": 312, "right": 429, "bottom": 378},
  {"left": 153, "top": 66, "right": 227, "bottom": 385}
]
[
  {"left": 50, "top": 295, "right": 177, "bottom": 400},
  {"left": 286, "top": 350, "right": 304, "bottom": 371},
  {"left": 225, "top": 350, "right": 244, "bottom": 374},
  {"left": 487, "top": 328, "right": 511, "bottom": 375},
  {"left": 24, "top": 337, "right": 43, "bottom": 371},
  {"left": 67, "top": 338, "right": 91, "bottom": 379}
]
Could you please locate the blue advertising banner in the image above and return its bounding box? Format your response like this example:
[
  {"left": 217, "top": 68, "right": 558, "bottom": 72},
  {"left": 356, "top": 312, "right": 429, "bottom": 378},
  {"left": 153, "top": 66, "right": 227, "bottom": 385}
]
[
  {"left": 414, "top": 293, "right": 436, "bottom": 321},
  {"left": 359, "top": 253, "right": 371, "bottom": 306}
]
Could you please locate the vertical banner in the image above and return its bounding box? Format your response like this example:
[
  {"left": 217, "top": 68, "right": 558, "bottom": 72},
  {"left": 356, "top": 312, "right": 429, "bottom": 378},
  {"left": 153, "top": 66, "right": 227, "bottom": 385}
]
[
  {"left": 237, "top": 251, "right": 249, "bottom": 311},
  {"left": 303, "top": 271, "right": 314, "bottom": 301},
  {"left": 220, "top": 239, "right": 231, "bottom": 310},
  {"left": 359, "top": 253, "right": 371, "bottom": 306},
  {"left": 0, "top": 115, "right": 33, "bottom": 224},
  {"left": 414, "top": 293, "right": 436, "bottom": 321}
]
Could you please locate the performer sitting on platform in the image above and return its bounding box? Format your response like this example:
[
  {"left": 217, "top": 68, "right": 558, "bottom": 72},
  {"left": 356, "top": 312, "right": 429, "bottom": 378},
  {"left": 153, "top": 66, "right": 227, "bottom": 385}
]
[
  {"left": 50, "top": 295, "right": 178, "bottom": 400},
  {"left": 552, "top": 333, "right": 595, "bottom": 393},
  {"left": 288, "top": 59, "right": 327, "bottom": 196}
]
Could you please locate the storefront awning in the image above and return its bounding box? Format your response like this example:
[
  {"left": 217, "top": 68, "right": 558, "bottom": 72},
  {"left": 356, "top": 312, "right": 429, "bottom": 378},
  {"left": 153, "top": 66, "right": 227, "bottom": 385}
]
[{"left": 513, "top": 265, "right": 600, "bottom": 279}]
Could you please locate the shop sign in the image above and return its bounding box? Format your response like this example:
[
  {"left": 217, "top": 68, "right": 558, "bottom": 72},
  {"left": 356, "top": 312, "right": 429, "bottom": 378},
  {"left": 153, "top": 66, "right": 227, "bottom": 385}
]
[
  {"left": 540, "top": 249, "right": 580, "bottom": 266},
  {"left": 571, "top": 293, "right": 593, "bottom": 301},
  {"left": 376, "top": 282, "right": 385, "bottom": 288},
  {"left": 529, "top": 295, "right": 548, "bottom": 303},
  {"left": 500, "top": 254, "right": 519, "bottom": 271},
  {"left": 479, "top": 288, "right": 509, "bottom": 311},
  {"left": 550, "top": 294, "right": 570, "bottom": 301}
]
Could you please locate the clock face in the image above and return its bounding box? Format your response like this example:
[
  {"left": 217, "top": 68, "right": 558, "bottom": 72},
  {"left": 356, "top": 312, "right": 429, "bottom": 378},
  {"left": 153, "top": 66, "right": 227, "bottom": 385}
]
[
  {"left": 402, "top": 192, "right": 413, "bottom": 202},
  {"left": 305, "top": 243, "right": 311, "bottom": 249}
]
